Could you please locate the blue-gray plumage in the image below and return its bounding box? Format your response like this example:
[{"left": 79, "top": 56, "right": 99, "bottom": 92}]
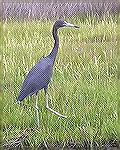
[
  {"left": 17, "top": 19, "right": 79, "bottom": 128},
  {"left": 17, "top": 57, "right": 53, "bottom": 101}
]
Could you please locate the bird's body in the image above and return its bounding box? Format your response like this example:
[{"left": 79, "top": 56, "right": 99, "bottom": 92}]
[
  {"left": 17, "top": 57, "right": 53, "bottom": 101},
  {"left": 17, "top": 19, "right": 79, "bottom": 128}
]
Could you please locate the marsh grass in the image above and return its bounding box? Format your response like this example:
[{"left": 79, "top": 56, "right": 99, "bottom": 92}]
[{"left": 2, "top": 16, "right": 119, "bottom": 148}]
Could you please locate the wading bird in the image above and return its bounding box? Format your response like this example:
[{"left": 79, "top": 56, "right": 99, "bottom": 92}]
[{"left": 17, "top": 19, "right": 79, "bottom": 128}]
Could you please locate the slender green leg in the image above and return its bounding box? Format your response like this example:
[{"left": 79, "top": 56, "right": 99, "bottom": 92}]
[
  {"left": 44, "top": 88, "right": 67, "bottom": 118},
  {"left": 34, "top": 93, "right": 40, "bottom": 128}
]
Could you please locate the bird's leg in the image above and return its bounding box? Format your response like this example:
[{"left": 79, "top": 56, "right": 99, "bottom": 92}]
[
  {"left": 34, "top": 92, "right": 40, "bottom": 128},
  {"left": 44, "top": 88, "right": 67, "bottom": 118}
]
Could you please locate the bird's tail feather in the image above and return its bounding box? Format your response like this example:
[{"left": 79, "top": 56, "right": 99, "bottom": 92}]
[{"left": 16, "top": 92, "right": 27, "bottom": 103}]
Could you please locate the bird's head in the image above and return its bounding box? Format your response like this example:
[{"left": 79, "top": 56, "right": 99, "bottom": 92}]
[{"left": 54, "top": 19, "right": 79, "bottom": 29}]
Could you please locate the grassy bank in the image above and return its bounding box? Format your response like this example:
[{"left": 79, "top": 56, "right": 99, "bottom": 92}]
[{"left": 2, "top": 16, "right": 119, "bottom": 148}]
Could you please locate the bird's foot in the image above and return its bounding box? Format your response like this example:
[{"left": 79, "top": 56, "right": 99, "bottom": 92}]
[
  {"left": 46, "top": 106, "right": 67, "bottom": 118},
  {"left": 59, "top": 114, "right": 67, "bottom": 118}
]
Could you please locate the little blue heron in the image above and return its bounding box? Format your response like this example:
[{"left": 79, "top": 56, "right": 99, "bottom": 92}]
[{"left": 16, "top": 19, "right": 79, "bottom": 128}]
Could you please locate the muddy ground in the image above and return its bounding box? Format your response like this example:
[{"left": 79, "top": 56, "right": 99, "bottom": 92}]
[{"left": 2, "top": 139, "right": 120, "bottom": 150}]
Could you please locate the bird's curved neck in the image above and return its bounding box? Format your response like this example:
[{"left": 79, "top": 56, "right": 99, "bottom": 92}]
[{"left": 49, "top": 26, "right": 59, "bottom": 61}]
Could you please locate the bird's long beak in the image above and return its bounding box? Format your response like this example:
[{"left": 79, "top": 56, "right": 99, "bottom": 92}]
[{"left": 64, "top": 21, "right": 79, "bottom": 28}]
